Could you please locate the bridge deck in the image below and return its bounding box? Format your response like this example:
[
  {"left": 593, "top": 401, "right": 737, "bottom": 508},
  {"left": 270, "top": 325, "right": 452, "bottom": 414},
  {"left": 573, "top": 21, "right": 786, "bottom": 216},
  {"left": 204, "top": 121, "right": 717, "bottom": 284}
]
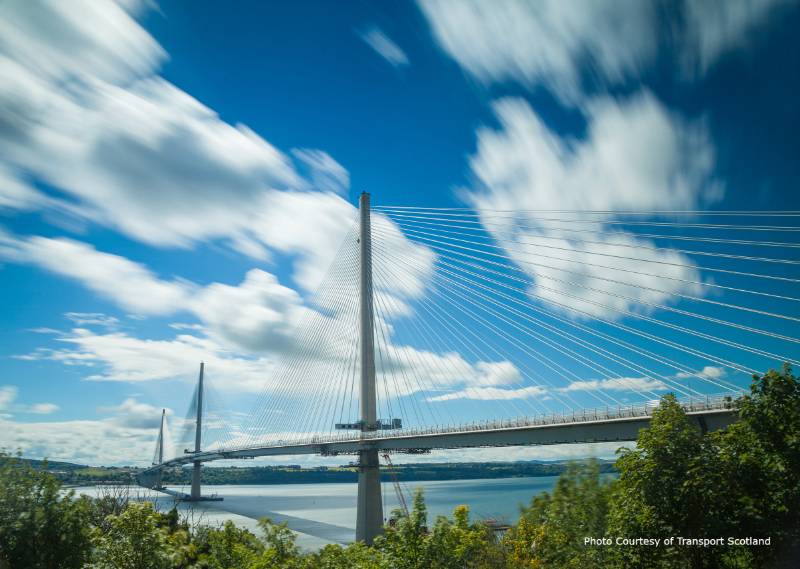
[{"left": 143, "top": 395, "right": 737, "bottom": 474}]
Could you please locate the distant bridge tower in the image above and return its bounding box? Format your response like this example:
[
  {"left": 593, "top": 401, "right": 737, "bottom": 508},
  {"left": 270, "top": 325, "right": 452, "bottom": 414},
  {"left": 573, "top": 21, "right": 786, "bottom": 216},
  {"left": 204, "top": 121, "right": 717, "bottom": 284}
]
[
  {"left": 190, "top": 362, "right": 205, "bottom": 500},
  {"left": 157, "top": 409, "right": 166, "bottom": 465},
  {"left": 356, "top": 192, "right": 383, "bottom": 544},
  {"left": 153, "top": 408, "right": 166, "bottom": 488}
]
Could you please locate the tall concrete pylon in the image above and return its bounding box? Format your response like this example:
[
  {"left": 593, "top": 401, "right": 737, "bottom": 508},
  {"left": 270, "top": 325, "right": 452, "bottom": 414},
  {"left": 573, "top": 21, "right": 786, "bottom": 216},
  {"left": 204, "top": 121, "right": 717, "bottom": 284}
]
[
  {"left": 157, "top": 408, "right": 166, "bottom": 465},
  {"left": 190, "top": 361, "right": 204, "bottom": 500},
  {"left": 356, "top": 192, "right": 383, "bottom": 544},
  {"left": 154, "top": 408, "right": 166, "bottom": 489}
]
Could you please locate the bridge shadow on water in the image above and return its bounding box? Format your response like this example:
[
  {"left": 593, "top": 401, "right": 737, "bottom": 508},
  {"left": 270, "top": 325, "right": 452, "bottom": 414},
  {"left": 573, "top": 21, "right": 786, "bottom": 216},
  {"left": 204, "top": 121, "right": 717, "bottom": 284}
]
[{"left": 215, "top": 495, "right": 354, "bottom": 544}]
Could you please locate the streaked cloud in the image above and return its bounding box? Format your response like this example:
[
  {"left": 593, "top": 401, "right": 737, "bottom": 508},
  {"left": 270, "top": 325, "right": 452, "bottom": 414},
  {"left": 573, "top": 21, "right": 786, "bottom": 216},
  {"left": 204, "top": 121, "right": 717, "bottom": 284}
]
[
  {"left": 429, "top": 385, "right": 546, "bottom": 402},
  {"left": 419, "top": 0, "right": 786, "bottom": 102},
  {"left": 359, "top": 26, "right": 409, "bottom": 67},
  {"left": 292, "top": 149, "right": 350, "bottom": 196},
  {"left": 558, "top": 377, "right": 668, "bottom": 393}
]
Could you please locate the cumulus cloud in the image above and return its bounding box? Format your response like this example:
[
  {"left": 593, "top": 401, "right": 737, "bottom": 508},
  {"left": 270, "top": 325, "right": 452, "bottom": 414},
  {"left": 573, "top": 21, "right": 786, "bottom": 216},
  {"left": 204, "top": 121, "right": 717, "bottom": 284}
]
[
  {"left": 359, "top": 26, "right": 410, "bottom": 67},
  {"left": 419, "top": 0, "right": 787, "bottom": 101},
  {"left": 191, "top": 269, "right": 311, "bottom": 353},
  {"left": 465, "top": 93, "right": 717, "bottom": 320}
]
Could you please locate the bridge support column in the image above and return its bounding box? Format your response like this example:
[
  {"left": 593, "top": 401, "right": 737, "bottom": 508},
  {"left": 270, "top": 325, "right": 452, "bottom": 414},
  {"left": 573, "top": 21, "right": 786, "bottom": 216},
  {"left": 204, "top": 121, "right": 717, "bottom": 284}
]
[
  {"left": 356, "top": 192, "right": 383, "bottom": 544},
  {"left": 190, "top": 461, "right": 201, "bottom": 500},
  {"left": 185, "top": 362, "right": 218, "bottom": 502},
  {"left": 357, "top": 447, "right": 383, "bottom": 544},
  {"left": 153, "top": 408, "right": 166, "bottom": 489}
]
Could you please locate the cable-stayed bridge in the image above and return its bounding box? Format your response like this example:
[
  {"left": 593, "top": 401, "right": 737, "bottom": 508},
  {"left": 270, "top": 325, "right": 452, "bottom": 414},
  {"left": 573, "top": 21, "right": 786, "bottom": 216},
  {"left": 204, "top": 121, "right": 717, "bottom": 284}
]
[{"left": 138, "top": 194, "right": 799, "bottom": 543}]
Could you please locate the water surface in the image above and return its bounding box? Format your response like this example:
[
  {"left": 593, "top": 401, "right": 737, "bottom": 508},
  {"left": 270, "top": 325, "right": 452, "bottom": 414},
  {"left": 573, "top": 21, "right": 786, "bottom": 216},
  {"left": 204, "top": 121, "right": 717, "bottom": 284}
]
[{"left": 75, "top": 476, "right": 561, "bottom": 549}]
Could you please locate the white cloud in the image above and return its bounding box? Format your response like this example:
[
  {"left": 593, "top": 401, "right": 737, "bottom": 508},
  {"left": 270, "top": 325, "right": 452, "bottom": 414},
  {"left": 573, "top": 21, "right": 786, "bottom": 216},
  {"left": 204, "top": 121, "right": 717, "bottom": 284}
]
[
  {"left": 1, "top": 219, "right": 437, "bottom": 356},
  {"left": 682, "top": 0, "right": 790, "bottom": 75},
  {"left": 676, "top": 365, "right": 727, "bottom": 380},
  {"left": 429, "top": 385, "right": 546, "bottom": 402},
  {"left": 558, "top": 377, "right": 668, "bottom": 393},
  {"left": 418, "top": 0, "right": 654, "bottom": 101},
  {"left": 101, "top": 398, "right": 169, "bottom": 429},
  {"left": 0, "top": 385, "right": 59, "bottom": 416},
  {"left": 18, "top": 328, "right": 273, "bottom": 393},
  {"left": 359, "top": 27, "right": 410, "bottom": 67},
  {"left": 0, "top": 386, "right": 17, "bottom": 410},
  {"left": 419, "top": 0, "right": 787, "bottom": 101},
  {"left": 28, "top": 403, "right": 59, "bottom": 415},
  {"left": 27, "top": 327, "right": 61, "bottom": 335},
  {"left": 65, "top": 312, "right": 120, "bottom": 328},
  {"left": 466, "top": 93, "right": 717, "bottom": 319},
  {"left": 0, "top": 0, "right": 165, "bottom": 84},
  {"left": 0, "top": 415, "right": 157, "bottom": 466},
  {"left": 0, "top": 232, "right": 191, "bottom": 315},
  {"left": 0, "top": 0, "right": 369, "bottom": 297},
  {"left": 190, "top": 269, "right": 309, "bottom": 353},
  {"left": 0, "top": 165, "right": 45, "bottom": 210},
  {"left": 293, "top": 149, "right": 350, "bottom": 196},
  {"left": 8, "top": 76, "right": 301, "bottom": 248}
]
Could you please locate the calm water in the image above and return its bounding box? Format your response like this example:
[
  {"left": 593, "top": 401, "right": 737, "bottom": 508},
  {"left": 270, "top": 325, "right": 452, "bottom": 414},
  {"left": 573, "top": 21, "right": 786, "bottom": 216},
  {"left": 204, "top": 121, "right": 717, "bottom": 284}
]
[{"left": 75, "top": 476, "right": 560, "bottom": 549}]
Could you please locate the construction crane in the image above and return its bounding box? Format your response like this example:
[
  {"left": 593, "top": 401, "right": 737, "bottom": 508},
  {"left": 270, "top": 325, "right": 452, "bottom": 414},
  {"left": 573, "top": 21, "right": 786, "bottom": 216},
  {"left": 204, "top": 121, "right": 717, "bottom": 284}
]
[{"left": 382, "top": 452, "right": 409, "bottom": 518}]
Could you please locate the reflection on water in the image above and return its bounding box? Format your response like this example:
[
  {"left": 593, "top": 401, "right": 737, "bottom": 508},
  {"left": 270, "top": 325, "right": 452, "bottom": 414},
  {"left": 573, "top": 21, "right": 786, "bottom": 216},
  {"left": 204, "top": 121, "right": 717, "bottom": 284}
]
[{"left": 74, "top": 476, "right": 562, "bottom": 549}]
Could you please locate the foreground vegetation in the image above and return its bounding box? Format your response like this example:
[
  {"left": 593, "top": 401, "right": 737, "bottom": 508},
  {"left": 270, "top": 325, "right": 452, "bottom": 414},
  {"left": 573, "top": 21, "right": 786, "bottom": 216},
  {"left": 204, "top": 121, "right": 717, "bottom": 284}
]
[{"left": 1, "top": 365, "right": 797, "bottom": 568}]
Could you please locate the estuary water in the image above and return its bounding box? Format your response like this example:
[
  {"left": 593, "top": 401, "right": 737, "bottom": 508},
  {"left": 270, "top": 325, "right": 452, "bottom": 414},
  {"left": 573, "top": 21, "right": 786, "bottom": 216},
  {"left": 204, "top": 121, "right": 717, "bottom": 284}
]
[{"left": 75, "top": 476, "right": 560, "bottom": 549}]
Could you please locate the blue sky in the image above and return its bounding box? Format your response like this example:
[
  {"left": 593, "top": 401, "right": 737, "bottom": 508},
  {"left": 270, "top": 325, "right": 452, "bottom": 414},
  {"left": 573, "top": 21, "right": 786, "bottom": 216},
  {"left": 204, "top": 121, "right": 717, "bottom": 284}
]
[{"left": 0, "top": 0, "right": 798, "bottom": 466}]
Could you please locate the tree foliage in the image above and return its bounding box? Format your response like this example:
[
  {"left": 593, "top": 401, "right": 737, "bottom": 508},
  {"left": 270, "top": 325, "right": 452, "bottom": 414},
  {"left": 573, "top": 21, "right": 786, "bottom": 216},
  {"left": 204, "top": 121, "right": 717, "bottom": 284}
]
[{"left": 0, "top": 452, "right": 91, "bottom": 569}]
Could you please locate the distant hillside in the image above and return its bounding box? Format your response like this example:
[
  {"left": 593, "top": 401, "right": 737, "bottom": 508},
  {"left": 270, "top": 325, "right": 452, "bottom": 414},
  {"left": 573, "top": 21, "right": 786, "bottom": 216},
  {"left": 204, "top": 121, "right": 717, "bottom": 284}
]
[{"left": 4, "top": 456, "right": 616, "bottom": 485}]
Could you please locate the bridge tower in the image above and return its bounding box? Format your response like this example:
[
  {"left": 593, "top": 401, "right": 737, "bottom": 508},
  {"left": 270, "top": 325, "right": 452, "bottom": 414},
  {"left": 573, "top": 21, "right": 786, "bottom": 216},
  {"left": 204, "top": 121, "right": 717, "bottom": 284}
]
[
  {"left": 356, "top": 192, "right": 383, "bottom": 544},
  {"left": 153, "top": 408, "right": 166, "bottom": 488},
  {"left": 157, "top": 408, "right": 166, "bottom": 465},
  {"left": 190, "top": 361, "right": 204, "bottom": 500}
]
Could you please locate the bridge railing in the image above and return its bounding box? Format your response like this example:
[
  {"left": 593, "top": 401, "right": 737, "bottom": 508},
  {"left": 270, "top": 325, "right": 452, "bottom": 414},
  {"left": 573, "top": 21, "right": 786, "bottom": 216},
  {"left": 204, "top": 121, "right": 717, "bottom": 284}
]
[{"left": 211, "top": 392, "right": 739, "bottom": 454}]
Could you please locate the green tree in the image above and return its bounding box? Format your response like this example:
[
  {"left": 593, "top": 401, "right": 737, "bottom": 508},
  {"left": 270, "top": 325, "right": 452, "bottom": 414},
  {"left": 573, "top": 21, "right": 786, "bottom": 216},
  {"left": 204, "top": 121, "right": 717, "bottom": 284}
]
[
  {"left": 426, "top": 504, "right": 506, "bottom": 568},
  {"left": 711, "top": 363, "right": 800, "bottom": 567},
  {"left": 0, "top": 451, "right": 91, "bottom": 569},
  {"left": 90, "top": 501, "right": 171, "bottom": 569},
  {"left": 303, "top": 541, "right": 386, "bottom": 569},
  {"left": 607, "top": 394, "right": 722, "bottom": 568},
  {"left": 608, "top": 365, "right": 800, "bottom": 568},
  {"left": 195, "top": 519, "right": 265, "bottom": 569},
  {"left": 247, "top": 517, "right": 302, "bottom": 568},
  {"left": 505, "top": 460, "right": 613, "bottom": 568},
  {"left": 378, "top": 488, "right": 431, "bottom": 569}
]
